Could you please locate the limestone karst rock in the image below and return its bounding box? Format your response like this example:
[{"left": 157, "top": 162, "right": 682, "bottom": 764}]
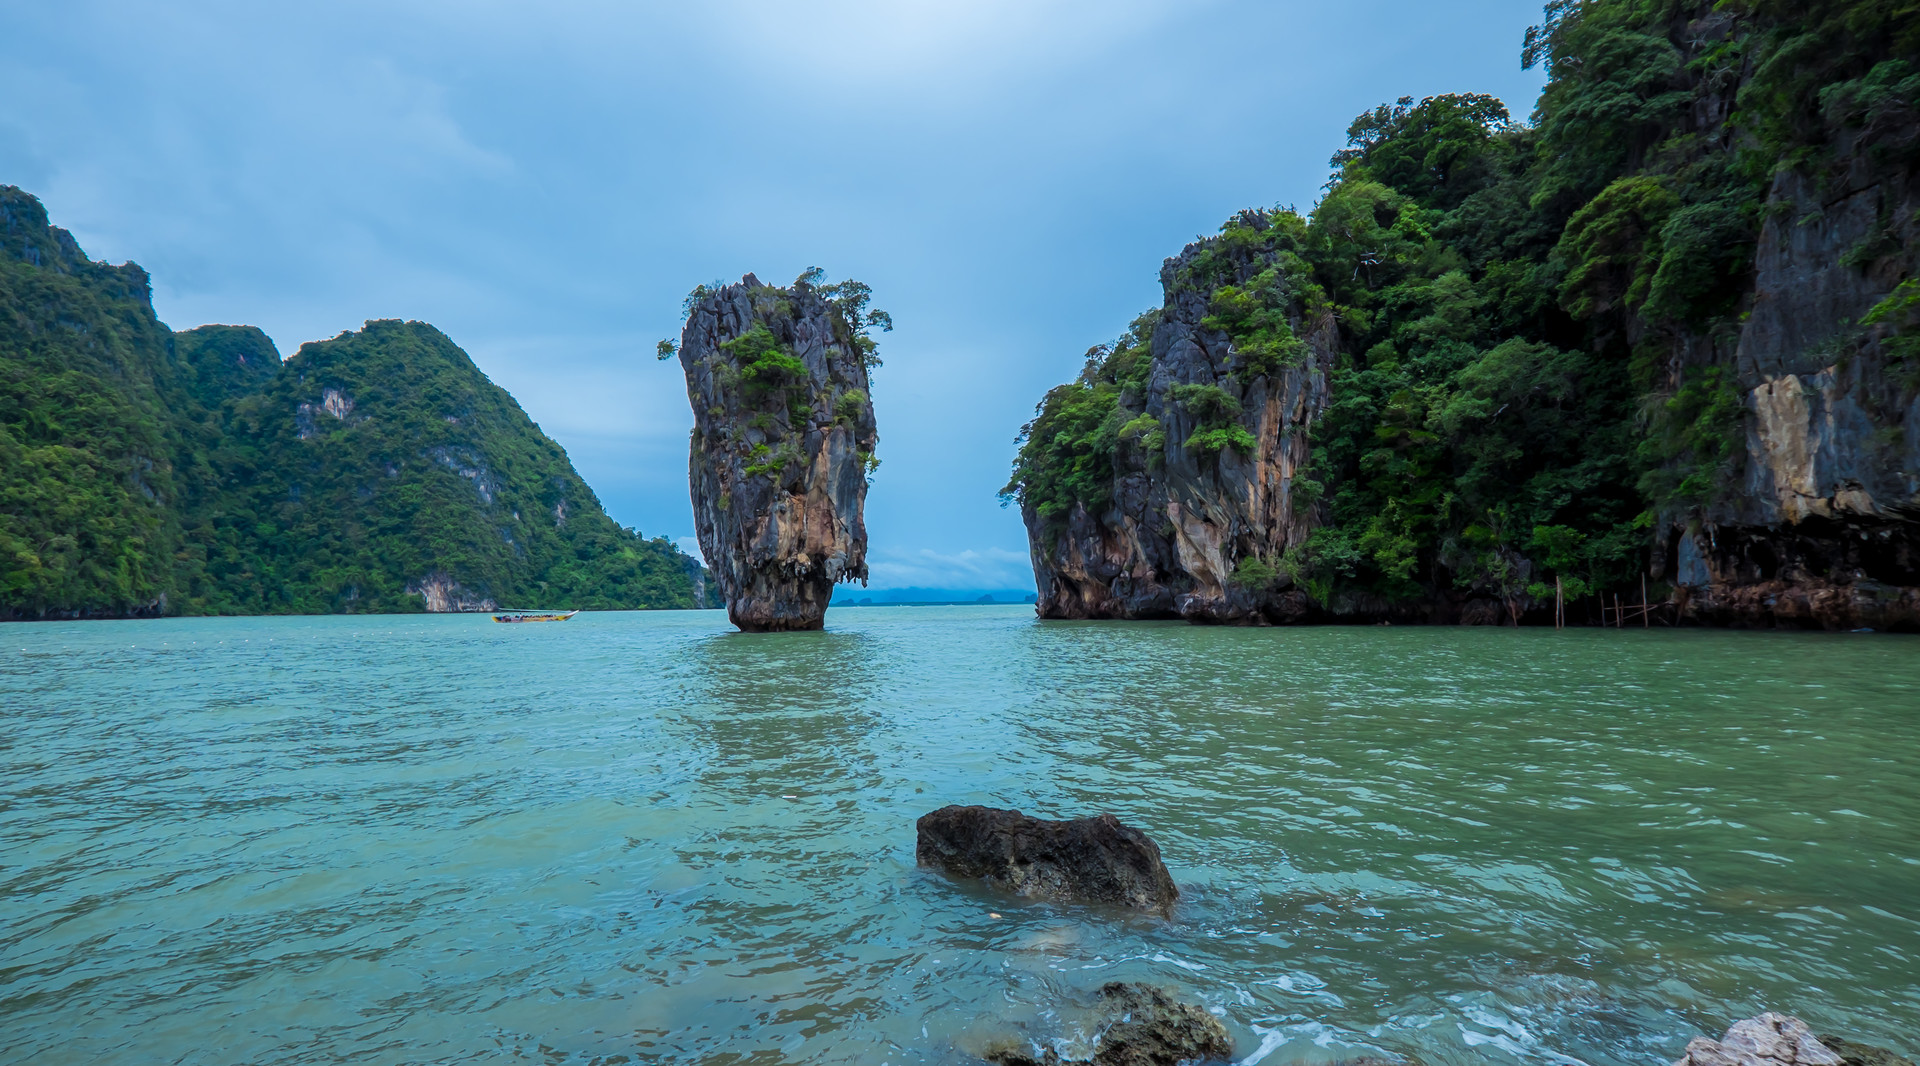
[
  {"left": 915, "top": 805, "right": 1179, "bottom": 912},
  {"left": 1019, "top": 228, "right": 1337, "bottom": 625},
  {"left": 677, "top": 272, "right": 880, "bottom": 631},
  {"left": 1672, "top": 1013, "right": 1842, "bottom": 1066},
  {"left": 1004, "top": 1, "right": 1920, "bottom": 631}
]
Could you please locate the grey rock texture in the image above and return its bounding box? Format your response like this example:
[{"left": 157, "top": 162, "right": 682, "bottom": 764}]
[
  {"left": 1673, "top": 1014, "right": 1841, "bottom": 1066},
  {"left": 1817, "top": 1036, "right": 1916, "bottom": 1066},
  {"left": 1647, "top": 35, "right": 1920, "bottom": 630},
  {"left": 916, "top": 805, "right": 1179, "bottom": 912},
  {"left": 1026, "top": 222, "right": 1339, "bottom": 624},
  {"left": 983, "top": 983, "right": 1233, "bottom": 1066},
  {"left": 678, "top": 274, "right": 876, "bottom": 631}
]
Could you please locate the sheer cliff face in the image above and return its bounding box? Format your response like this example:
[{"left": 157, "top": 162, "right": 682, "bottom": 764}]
[
  {"left": 1641, "top": 18, "right": 1920, "bottom": 631},
  {"left": 679, "top": 275, "right": 876, "bottom": 631},
  {"left": 1664, "top": 157, "right": 1920, "bottom": 629},
  {"left": 1026, "top": 228, "right": 1338, "bottom": 624}
]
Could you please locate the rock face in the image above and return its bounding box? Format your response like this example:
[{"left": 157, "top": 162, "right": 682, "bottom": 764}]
[
  {"left": 1673, "top": 1014, "right": 1842, "bottom": 1066},
  {"left": 1655, "top": 152, "right": 1920, "bottom": 630},
  {"left": 915, "top": 805, "right": 1179, "bottom": 912},
  {"left": 678, "top": 274, "right": 878, "bottom": 631},
  {"left": 1010, "top": 3, "right": 1920, "bottom": 630},
  {"left": 984, "top": 982, "right": 1233, "bottom": 1066},
  {"left": 1818, "top": 1036, "right": 1916, "bottom": 1066},
  {"left": 1027, "top": 230, "right": 1337, "bottom": 625}
]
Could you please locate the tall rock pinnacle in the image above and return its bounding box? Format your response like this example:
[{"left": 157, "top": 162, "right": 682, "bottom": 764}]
[{"left": 675, "top": 272, "right": 883, "bottom": 631}]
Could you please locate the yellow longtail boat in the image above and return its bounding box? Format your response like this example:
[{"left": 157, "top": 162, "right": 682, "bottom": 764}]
[{"left": 490, "top": 609, "right": 579, "bottom": 623}]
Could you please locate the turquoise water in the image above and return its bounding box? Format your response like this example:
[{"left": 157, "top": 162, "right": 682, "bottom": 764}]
[{"left": 2, "top": 608, "right": 1916, "bottom": 1065}]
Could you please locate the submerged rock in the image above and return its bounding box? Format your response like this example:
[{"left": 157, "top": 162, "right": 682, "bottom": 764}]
[
  {"left": 1673, "top": 1013, "right": 1842, "bottom": 1066},
  {"left": 915, "top": 805, "right": 1178, "bottom": 912},
  {"left": 676, "top": 272, "right": 881, "bottom": 631},
  {"left": 984, "top": 982, "right": 1232, "bottom": 1066}
]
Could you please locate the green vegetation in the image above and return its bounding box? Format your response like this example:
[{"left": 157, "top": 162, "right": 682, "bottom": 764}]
[
  {"left": 0, "top": 187, "right": 703, "bottom": 617},
  {"left": 1002, "top": 314, "right": 1157, "bottom": 522},
  {"left": 1006, "top": 0, "right": 1920, "bottom": 612}
]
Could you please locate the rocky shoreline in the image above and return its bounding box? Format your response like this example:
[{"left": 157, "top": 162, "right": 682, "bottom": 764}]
[{"left": 915, "top": 806, "right": 1914, "bottom": 1066}]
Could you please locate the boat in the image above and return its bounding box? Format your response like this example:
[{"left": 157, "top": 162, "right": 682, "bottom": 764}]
[{"left": 491, "top": 609, "right": 579, "bottom": 623}]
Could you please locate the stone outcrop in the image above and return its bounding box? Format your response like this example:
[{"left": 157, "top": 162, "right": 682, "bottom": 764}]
[
  {"left": 1672, "top": 1014, "right": 1841, "bottom": 1066},
  {"left": 1818, "top": 1036, "right": 1916, "bottom": 1066},
  {"left": 677, "top": 274, "right": 878, "bottom": 631},
  {"left": 1027, "top": 222, "right": 1340, "bottom": 625},
  {"left": 1653, "top": 139, "right": 1920, "bottom": 629},
  {"left": 406, "top": 572, "right": 496, "bottom": 613},
  {"left": 915, "top": 805, "right": 1179, "bottom": 912},
  {"left": 984, "top": 982, "right": 1233, "bottom": 1066},
  {"left": 1016, "top": 7, "right": 1920, "bottom": 631}
]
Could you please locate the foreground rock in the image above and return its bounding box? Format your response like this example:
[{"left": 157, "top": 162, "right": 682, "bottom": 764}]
[
  {"left": 676, "top": 272, "right": 881, "bottom": 631},
  {"left": 1818, "top": 1036, "right": 1916, "bottom": 1066},
  {"left": 985, "top": 982, "right": 1232, "bottom": 1066},
  {"left": 916, "top": 806, "right": 1178, "bottom": 912},
  {"left": 1673, "top": 1014, "right": 1844, "bottom": 1066}
]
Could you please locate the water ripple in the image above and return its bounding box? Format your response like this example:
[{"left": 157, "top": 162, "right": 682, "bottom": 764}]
[{"left": 2, "top": 610, "right": 1916, "bottom": 1064}]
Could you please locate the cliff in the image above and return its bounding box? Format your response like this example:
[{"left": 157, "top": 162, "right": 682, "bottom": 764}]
[
  {"left": 1019, "top": 225, "right": 1338, "bottom": 623},
  {"left": 0, "top": 186, "right": 706, "bottom": 618},
  {"left": 676, "top": 272, "right": 881, "bottom": 631},
  {"left": 1, "top": 187, "right": 198, "bottom": 617},
  {"left": 1006, "top": 0, "right": 1920, "bottom": 630}
]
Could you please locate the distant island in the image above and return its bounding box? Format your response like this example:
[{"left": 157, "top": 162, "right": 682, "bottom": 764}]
[
  {"left": 1002, "top": 0, "right": 1920, "bottom": 631},
  {"left": 671, "top": 272, "right": 882, "bottom": 631},
  {"left": 0, "top": 187, "right": 705, "bottom": 619}
]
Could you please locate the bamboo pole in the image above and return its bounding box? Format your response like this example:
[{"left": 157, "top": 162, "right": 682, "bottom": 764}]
[
  {"left": 1641, "top": 575, "right": 1649, "bottom": 629},
  {"left": 1555, "top": 575, "right": 1564, "bottom": 630}
]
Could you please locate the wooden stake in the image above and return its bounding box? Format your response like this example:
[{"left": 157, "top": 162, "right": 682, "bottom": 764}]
[
  {"left": 1555, "top": 575, "right": 1564, "bottom": 630},
  {"left": 1641, "top": 575, "right": 1649, "bottom": 629}
]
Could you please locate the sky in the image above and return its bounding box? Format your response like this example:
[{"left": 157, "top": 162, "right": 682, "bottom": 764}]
[{"left": 0, "top": 0, "right": 1548, "bottom": 593}]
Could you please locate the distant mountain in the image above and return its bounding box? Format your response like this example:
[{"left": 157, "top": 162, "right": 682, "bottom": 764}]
[{"left": 0, "top": 186, "right": 705, "bottom": 618}]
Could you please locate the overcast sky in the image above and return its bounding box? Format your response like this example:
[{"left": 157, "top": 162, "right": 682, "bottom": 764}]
[{"left": 1, "top": 0, "right": 1546, "bottom": 592}]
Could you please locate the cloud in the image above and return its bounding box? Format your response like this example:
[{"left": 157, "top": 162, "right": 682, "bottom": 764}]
[
  {"left": 1, "top": 0, "right": 1550, "bottom": 577},
  {"left": 683, "top": 0, "right": 1195, "bottom": 89}
]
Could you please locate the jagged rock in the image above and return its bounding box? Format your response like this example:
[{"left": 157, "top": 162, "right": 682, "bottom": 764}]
[
  {"left": 984, "top": 982, "right": 1232, "bottom": 1066},
  {"left": 1673, "top": 1013, "right": 1842, "bottom": 1066},
  {"left": 1013, "top": 8, "right": 1920, "bottom": 632},
  {"left": 676, "top": 273, "right": 878, "bottom": 631},
  {"left": 915, "top": 805, "right": 1178, "bottom": 912},
  {"left": 1650, "top": 138, "right": 1920, "bottom": 631},
  {"left": 1023, "top": 222, "right": 1340, "bottom": 626},
  {"left": 1817, "top": 1036, "right": 1916, "bottom": 1066}
]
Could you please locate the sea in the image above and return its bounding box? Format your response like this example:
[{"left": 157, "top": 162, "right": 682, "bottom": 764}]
[{"left": 2, "top": 607, "right": 1915, "bottom": 1064}]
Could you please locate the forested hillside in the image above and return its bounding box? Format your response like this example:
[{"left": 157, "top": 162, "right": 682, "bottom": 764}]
[
  {"left": 1006, "top": 0, "right": 1920, "bottom": 629},
  {"left": 0, "top": 186, "right": 704, "bottom": 618}
]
